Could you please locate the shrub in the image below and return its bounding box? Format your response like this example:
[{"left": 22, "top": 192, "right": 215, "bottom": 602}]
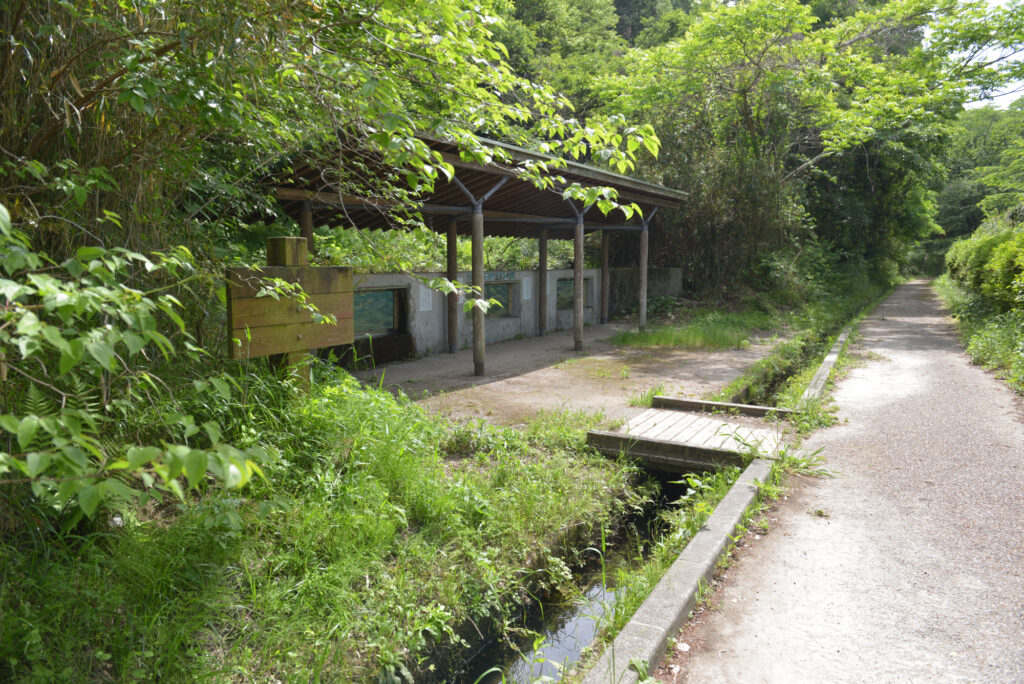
[
  {"left": 945, "top": 220, "right": 1016, "bottom": 292},
  {"left": 0, "top": 204, "right": 267, "bottom": 524},
  {"left": 981, "top": 231, "right": 1024, "bottom": 308}
]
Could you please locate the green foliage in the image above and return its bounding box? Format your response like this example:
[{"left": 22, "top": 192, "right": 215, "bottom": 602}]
[
  {"left": 946, "top": 219, "right": 1024, "bottom": 308},
  {"left": 1, "top": 0, "right": 656, "bottom": 267},
  {"left": 0, "top": 204, "right": 266, "bottom": 519},
  {"left": 935, "top": 178, "right": 987, "bottom": 238},
  {"left": 935, "top": 104, "right": 1024, "bottom": 236},
  {"left": 981, "top": 137, "right": 1024, "bottom": 216},
  {"left": 595, "top": 0, "right": 1024, "bottom": 286},
  {"left": 940, "top": 213, "right": 1024, "bottom": 394},
  {"left": 0, "top": 372, "right": 643, "bottom": 680},
  {"left": 493, "top": 0, "right": 626, "bottom": 113},
  {"left": 611, "top": 308, "right": 773, "bottom": 350},
  {"left": 936, "top": 275, "right": 1024, "bottom": 395}
]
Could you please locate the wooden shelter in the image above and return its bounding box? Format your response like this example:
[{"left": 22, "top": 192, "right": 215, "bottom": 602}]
[{"left": 269, "top": 137, "right": 686, "bottom": 376}]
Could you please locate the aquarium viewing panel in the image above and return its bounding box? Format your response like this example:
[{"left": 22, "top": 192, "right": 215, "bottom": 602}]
[{"left": 226, "top": 266, "right": 354, "bottom": 359}]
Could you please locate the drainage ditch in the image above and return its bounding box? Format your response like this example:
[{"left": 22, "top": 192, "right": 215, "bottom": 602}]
[{"left": 449, "top": 475, "right": 696, "bottom": 683}]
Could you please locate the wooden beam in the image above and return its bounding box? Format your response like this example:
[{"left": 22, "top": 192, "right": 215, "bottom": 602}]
[
  {"left": 425, "top": 136, "right": 687, "bottom": 207},
  {"left": 472, "top": 208, "right": 485, "bottom": 376},
  {"left": 230, "top": 291, "right": 353, "bottom": 328},
  {"left": 227, "top": 266, "right": 352, "bottom": 299},
  {"left": 274, "top": 186, "right": 467, "bottom": 215},
  {"left": 574, "top": 217, "right": 584, "bottom": 351},
  {"left": 652, "top": 396, "right": 795, "bottom": 419},
  {"left": 272, "top": 185, "right": 649, "bottom": 234},
  {"left": 447, "top": 217, "right": 458, "bottom": 354},
  {"left": 273, "top": 186, "right": 398, "bottom": 206},
  {"left": 586, "top": 431, "right": 746, "bottom": 474},
  {"left": 231, "top": 319, "right": 355, "bottom": 360},
  {"left": 601, "top": 231, "right": 610, "bottom": 324},
  {"left": 538, "top": 228, "right": 548, "bottom": 337}
]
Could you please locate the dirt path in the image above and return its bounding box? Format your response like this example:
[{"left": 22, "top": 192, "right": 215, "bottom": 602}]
[
  {"left": 673, "top": 282, "right": 1024, "bottom": 682},
  {"left": 356, "top": 323, "right": 777, "bottom": 425}
]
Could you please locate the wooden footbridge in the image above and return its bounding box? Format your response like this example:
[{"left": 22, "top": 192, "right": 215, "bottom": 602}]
[
  {"left": 587, "top": 400, "right": 784, "bottom": 473},
  {"left": 585, "top": 327, "right": 852, "bottom": 473}
]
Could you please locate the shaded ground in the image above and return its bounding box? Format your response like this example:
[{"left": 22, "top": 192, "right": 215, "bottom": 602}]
[
  {"left": 661, "top": 281, "right": 1024, "bottom": 682},
  {"left": 355, "top": 322, "right": 778, "bottom": 425}
]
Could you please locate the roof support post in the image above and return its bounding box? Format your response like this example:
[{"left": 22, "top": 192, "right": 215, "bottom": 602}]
[
  {"left": 638, "top": 223, "right": 649, "bottom": 330},
  {"left": 471, "top": 207, "right": 485, "bottom": 375},
  {"left": 446, "top": 217, "right": 459, "bottom": 354},
  {"left": 299, "top": 200, "right": 315, "bottom": 254},
  {"left": 573, "top": 216, "right": 584, "bottom": 351},
  {"left": 538, "top": 228, "right": 548, "bottom": 337},
  {"left": 600, "top": 231, "right": 610, "bottom": 325},
  {"left": 567, "top": 202, "right": 592, "bottom": 352},
  {"left": 452, "top": 175, "right": 507, "bottom": 376},
  {"left": 638, "top": 208, "right": 657, "bottom": 330}
]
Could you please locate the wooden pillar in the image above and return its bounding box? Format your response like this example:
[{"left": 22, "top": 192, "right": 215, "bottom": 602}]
[
  {"left": 266, "top": 236, "right": 310, "bottom": 385},
  {"left": 446, "top": 217, "right": 458, "bottom": 354},
  {"left": 299, "top": 200, "right": 315, "bottom": 254},
  {"left": 472, "top": 207, "right": 485, "bottom": 375},
  {"left": 267, "top": 235, "right": 308, "bottom": 268},
  {"left": 600, "top": 231, "right": 610, "bottom": 324},
  {"left": 573, "top": 218, "right": 584, "bottom": 351},
  {"left": 538, "top": 228, "right": 548, "bottom": 337},
  {"left": 638, "top": 224, "right": 649, "bottom": 330}
]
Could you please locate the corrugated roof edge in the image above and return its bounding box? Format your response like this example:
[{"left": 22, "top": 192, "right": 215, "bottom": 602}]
[{"left": 421, "top": 134, "right": 688, "bottom": 203}]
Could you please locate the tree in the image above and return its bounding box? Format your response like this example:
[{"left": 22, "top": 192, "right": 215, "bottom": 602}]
[
  {"left": 492, "top": 0, "right": 627, "bottom": 114},
  {"left": 593, "top": 0, "right": 1024, "bottom": 284},
  {"left": 0, "top": 0, "right": 658, "bottom": 515}
]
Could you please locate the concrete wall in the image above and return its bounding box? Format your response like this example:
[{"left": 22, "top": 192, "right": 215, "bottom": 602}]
[
  {"left": 351, "top": 266, "right": 686, "bottom": 359},
  {"left": 354, "top": 268, "right": 601, "bottom": 357}
]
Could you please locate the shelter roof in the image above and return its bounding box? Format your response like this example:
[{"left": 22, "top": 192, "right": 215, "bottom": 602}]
[{"left": 270, "top": 136, "right": 685, "bottom": 240}]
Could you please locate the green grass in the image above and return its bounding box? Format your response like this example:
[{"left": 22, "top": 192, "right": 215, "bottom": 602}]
[
  {"left": 610, "top": 309, "right": 774, "bottom": 350},
  {"left": 709, "top": 276, "right": 889, "bottom": 409},
  {"left": 627, "top": 384, "right": 664, "bottom": 408},
  {"left": 596, "top": 467, "right": 741, "bottom": 635},
  {"left": 935, "top": 275, "right": 1024, "bottom": 394},
  {"left": 0, "top": 369, "right": 649, "bottom": 682}
]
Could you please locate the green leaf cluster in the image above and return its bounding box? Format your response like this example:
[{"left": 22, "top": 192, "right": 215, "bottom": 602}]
[{"left": 0, "top": 204, "right": 267, "bottom": 519}]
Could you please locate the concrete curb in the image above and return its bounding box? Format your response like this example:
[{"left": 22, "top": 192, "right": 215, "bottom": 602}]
[
  {"left": 797, "top": 326, "right": 851, "bottom": 410},
  {"left": 582, "top": 458, "right": 774, "bottom": 684}
]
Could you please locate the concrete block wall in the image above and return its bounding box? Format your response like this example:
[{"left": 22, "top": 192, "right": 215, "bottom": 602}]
[{"left": 353, "top": 268, "right": 602, "bottom": 357}]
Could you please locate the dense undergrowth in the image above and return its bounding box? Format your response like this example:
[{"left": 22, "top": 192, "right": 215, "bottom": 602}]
[
  {"left": 0, "top": 367, "right": 649, "bottom": 682},
  {"left": 937, "top": 216, "right": 1024, "bottom": 394}
]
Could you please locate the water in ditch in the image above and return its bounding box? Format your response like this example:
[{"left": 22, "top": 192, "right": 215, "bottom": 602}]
[
  {"left": 456, "top": 476, "right": 691, "bottom": 683},
  {"left": 458, "top": 551, "right": 626, "bottom": 683}
]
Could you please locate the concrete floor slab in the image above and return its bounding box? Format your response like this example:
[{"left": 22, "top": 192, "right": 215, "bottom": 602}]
[{"left": 356, "top": 324, "right": 780, "bottom": 426}]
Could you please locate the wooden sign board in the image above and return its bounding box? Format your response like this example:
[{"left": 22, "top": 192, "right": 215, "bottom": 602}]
[{"left": 226, "top": 266, "right": 354, "bottom": 359}]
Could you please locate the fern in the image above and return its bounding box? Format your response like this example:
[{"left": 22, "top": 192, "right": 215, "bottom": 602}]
[
  {"left": 65, "top": 374, "right": 101, "bottom": 414},
  {"left": 23, "top": 383, "right": 56, "bottom": 417}
]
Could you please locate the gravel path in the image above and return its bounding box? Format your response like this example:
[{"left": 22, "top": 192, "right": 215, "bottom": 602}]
[{"left": 679, "top": 281, "right": 1024, "bottom": 682}]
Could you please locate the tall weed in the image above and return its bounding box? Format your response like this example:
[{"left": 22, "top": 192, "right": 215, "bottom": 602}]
[{"left": 0, "top": 367, "right": 643, "bottom": 682}]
